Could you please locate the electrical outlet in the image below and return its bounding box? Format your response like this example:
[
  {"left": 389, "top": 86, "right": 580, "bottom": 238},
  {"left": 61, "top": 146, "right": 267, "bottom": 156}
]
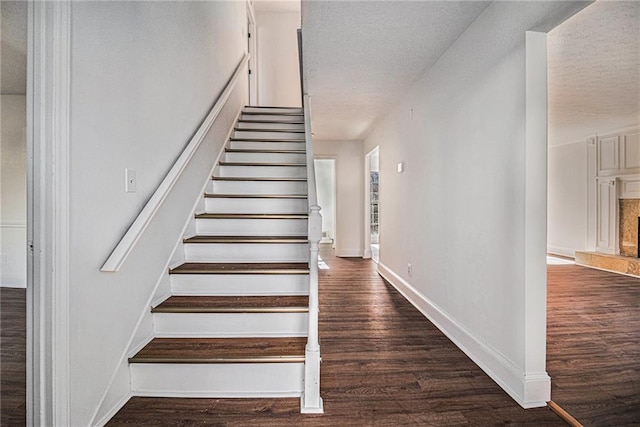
[
  {"left": 125, "top": 168, "right": 137, "bottom": 193},
  {"left": 407, "top": 263, "right": 412, "bottom": 277}
]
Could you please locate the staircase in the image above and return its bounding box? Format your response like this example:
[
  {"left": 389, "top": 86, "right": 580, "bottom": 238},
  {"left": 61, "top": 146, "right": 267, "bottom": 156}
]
[{"left": 128, "top": 105, "right": 323, "bottom": 412}]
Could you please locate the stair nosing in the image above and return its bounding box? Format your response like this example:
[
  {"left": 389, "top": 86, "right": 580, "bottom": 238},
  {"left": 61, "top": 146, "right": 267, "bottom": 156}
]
[
  {"left": 238, "top": 120, "right": 304, "bottom": 125},
  {"left": 169, "top": 262, "right": 310, "bottom": 275},
  {"left": 228, "top": 139, "right": 305, "bottom": 144},
  {"left": 129, "top": 355, "right": 306, "bottom": 364},
  {"left": 219, "top": 162, "right": 306, "bottom": 167},
  {"left": 183, "top": 236, "right": 308, "bottom": 244},
  {"left": 225, "top": 148, "right": 305, "bottom": 154},
  {"left": 195, "top": 213, "right": 308, "bottom": 219},
  {"left": 204, "top": 193, "right": 308, "bottom": 199},
  {"left": 151, "top": 306, "right": 309, "bottom": 314},
  {"left": 211, "top": 176, "right": 307, "bottom": 182},
  {"left": 234, "top": 128, "right": 305, "bottom": 133}
]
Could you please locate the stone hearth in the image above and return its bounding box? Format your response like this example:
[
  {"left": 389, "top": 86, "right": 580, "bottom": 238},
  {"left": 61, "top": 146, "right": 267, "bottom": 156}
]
[{"left": 575, "top": 251, "right": 640, "bottom": 277}]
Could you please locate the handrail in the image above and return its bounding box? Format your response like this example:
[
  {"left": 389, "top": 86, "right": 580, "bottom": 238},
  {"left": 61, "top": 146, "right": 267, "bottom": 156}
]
[
  {"left": 101, "top": 54, "right": 249, "bottom": 272},
  {"left": 299, "top": 30, "right": 324, "bottom": 414}
]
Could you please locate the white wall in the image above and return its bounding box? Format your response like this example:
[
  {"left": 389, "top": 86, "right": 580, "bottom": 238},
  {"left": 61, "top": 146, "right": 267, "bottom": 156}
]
[
  {"left": 547, "top": 141, "right": 589, "bottom": 257},
  {"left": 314, "top": 159, "right": 335, "bottom": 241},
  {"left": 314, "top": 140, "right": 363, "bottom": 257},
  {"left": 256, "top": 10, "right": 301, "bottom": 107},
  {"left": 67, "top": 2, "right": 247, "bottom": 425},
  {"left": 363, "top": 1, "right": 589, "bottom": 409},
  {"left": 0, "top": 95, "right": 26, "bottom": 288}
]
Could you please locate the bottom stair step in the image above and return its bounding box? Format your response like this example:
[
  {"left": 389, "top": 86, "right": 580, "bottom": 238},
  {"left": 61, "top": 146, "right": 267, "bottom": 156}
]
[
  {"left": 129, "top": 338, "right": 306, "bottom": 397},
  {"left": 130, "top": 337, "right": 306, "bottom": 363},
  {"left": 153, "top": 296, "right": 309, "bottom": 313}
]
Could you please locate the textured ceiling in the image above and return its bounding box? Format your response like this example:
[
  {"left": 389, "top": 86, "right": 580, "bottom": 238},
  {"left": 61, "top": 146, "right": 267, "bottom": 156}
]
[
  {"left": 548, "top": 1, "right": 640, "bottom": 144},
  {"left": 1, "top": 1, "right": 27, "bottom": 95},
  {"left": 302, "top": 1, "right": 491, "bottom": 140}
]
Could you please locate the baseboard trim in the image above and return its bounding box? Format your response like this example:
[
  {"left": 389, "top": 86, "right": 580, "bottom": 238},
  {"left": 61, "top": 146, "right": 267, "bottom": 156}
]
[
  {"left": 377, "top": 262, "right": 550, "bottom": 409},
  {"left": 336, "top": 249, "right": 363, "bottom": 257},
  {"left": 547, "top": 245, "right": 576, "bottom": 259},
  {"left": 94, "top": 391, "right": 131, "bottom": 427},
  {"left": 0, "top": 282, "right": 27, "bottom": 289}
]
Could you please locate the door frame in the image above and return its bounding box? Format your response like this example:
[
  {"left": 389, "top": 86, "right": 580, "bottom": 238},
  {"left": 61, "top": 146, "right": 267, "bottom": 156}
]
[
  {"left": 246, "top": 0, "right": 258, "bottom": 106},
  {"left": 363, "top": 146, "right": 379, "bottom": 259},
  {"left": 313, "top": 157, "right": 337, "bottom": 249},
  {"left": 26, "top": 2, "right": 72, "bottom": 425}
]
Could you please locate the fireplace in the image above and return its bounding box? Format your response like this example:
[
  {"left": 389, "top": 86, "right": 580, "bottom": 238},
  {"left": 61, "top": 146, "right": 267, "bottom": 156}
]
[{"left": 619, "top": 199, "right": 640, "bottom": 258}]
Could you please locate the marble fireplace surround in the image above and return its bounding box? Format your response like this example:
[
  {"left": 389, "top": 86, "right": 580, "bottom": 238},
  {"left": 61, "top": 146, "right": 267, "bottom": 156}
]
[{"left": 619, "top": 198, "right": 640, "bottom": 257}]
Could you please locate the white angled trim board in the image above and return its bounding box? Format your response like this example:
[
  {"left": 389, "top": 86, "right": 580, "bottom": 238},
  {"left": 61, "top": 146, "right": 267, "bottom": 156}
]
[
  {"left": 377, "top": 262, "right": 551, "bottom": 409},
  {"left": 101, "top": 54, "right": 250, "bottom": 272}
]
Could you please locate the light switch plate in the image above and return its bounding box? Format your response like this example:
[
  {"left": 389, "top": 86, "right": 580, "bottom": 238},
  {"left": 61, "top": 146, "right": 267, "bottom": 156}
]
[
  {"left": 397, "top": 162, "right": 404, "bottom": 173},
  {"left": 125, "top": 168, "right": 137, "bottom": 193}
]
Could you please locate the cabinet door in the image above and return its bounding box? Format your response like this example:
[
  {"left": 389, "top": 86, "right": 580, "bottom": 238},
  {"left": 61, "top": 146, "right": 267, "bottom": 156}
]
[
  {"left": 596, "top": 179, "right": 617, "bottom": 254},
  {"left": 621, "top": 132, "right": 640, "bottom": 174},
  {"left": 597, "top": 135, "right": 619, "bottom": 176}
]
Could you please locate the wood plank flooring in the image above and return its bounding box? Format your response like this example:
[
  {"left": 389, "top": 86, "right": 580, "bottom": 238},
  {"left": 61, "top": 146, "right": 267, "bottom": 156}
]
[
  {"left": 547, "top": 264, "right": 640, "bottom": 426},
  {"left": 0, "top": 287, "right": 26, "bottom": 427},
  {"left": 2, "top": 249, "right": 638, "bottom": 426}
]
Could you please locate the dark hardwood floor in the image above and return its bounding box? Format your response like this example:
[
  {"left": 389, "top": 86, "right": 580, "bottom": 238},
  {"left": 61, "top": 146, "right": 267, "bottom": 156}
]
[
  {"left": 0, "top": 287, "right": 26, "bottom": 427},
  {"left": 1, "top": 250, "right": 638, "bottom": 426},
  {"left": 547, "top": 264, "right": 640, "bottom": 426}
]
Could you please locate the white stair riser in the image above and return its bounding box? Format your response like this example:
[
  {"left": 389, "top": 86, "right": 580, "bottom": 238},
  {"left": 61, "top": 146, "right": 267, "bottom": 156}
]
[
  {"left": 211, "top": 180, "right": 307, "bottom": 195},
  {"left": 241, "top": 114, "right": 303, "bottom": 122},
  {"left": 204, "top": 197, "right": 308, "bottom": 214},
  {"left": 130, "top": 363, "right": 304, "bottom": 397},
  {"left": 184, "top": 243, "right": 309, "bottom": 262},
  {"left": 153, "top": 312, "right": 308, "bottom": 337},
  {"left": 196, "top": 218, "right": 308, "bottom": 236},
  {"left": 237, "top": 122, "right": 304, "bottom": 130},
  {"left": 217, "top": 165, "right": 307, "bottom": 178},
  {"left": 233, "top": 130, "right": 304, "bottom": 140},
  {"left": 225, "top": 151, "right": 306, "bottom": 163},
  {"left": 244, "top": 107, "right": 302, "bottom": 114},
  {"left": 229, "top": 141, "right": 305, "bottom": 151},
  {"left": 170, "top": 273, "right": 309, "bottom": 296}
]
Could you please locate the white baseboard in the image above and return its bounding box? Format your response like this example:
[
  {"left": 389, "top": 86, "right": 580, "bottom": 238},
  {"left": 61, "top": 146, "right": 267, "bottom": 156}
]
[
  {"left": 377, "top": 262, "right": 550, "bottom": 409},
  {"left": 0, "top": 282, "right": 27, "bottom": 289},
  {"left": 94, "top": 391, "right": 131, "bottom": 427},
  {"left": 547, "top": 245, "right": 576, "bottom": 259},
  {"left": 336, "top": 248, "right": 363, "bottom": 257}
]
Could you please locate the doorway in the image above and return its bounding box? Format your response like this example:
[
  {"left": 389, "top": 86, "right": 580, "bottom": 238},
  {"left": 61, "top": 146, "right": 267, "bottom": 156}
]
[
  {"left": 364, "top": 147, "right": 379, "bottom": 263},
  {"left": 314, "top": 159, "right": 336, "bottom": 248}
]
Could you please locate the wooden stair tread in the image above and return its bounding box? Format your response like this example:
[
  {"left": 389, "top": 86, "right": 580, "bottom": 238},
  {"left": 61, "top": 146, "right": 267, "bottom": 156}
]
[
  {"left": 195, "top": 213, "right": 308, "bottom": 219},
  {"left": 184, "top": 235, "right": 308, "bottom": 244},
  {"left": 211, "top": 176, "right": 307, "bottom": 182},
  {"left": 170, "top": 262, "right": 309, "bottom": 275},
  {"left": 219, "top": 162, "right": 306, "bottom": 167},
  {"left": 152, "top": 296, "right": 309, "bottom": 313},
  {"left": 204, "top": 193, "right": 307, "bottom": 199},
  {"left": 226, "top": 149, "right": 305, "bottom": 154},
  {"left": 129, "top": 337, "right": 306, "bottom": 363},
  {"left": 234, "top": 128, "right": 305, "bottom": 133},
  {"left": 238, "top": 119, "right": 304, "bottom": 125},
  {"left": 242, "top": 111, "right": 303, "bottom": 116},
  {"left": 229, "top": 138, "right": 305, "bottom": 146}
]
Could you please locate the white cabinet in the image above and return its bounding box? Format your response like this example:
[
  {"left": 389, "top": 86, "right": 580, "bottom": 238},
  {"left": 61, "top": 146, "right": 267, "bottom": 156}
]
[
  {"left": 596, "top": 178, "right": 617, "bottom": 255},
  {"left": 597, "top": 131, "right": 640, "bottom": 177}
]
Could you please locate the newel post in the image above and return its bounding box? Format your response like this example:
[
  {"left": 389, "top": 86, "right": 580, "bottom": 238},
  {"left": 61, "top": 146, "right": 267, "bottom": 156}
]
[{"left": 301, "top": 204, "right": 324, "bottom": 413}]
